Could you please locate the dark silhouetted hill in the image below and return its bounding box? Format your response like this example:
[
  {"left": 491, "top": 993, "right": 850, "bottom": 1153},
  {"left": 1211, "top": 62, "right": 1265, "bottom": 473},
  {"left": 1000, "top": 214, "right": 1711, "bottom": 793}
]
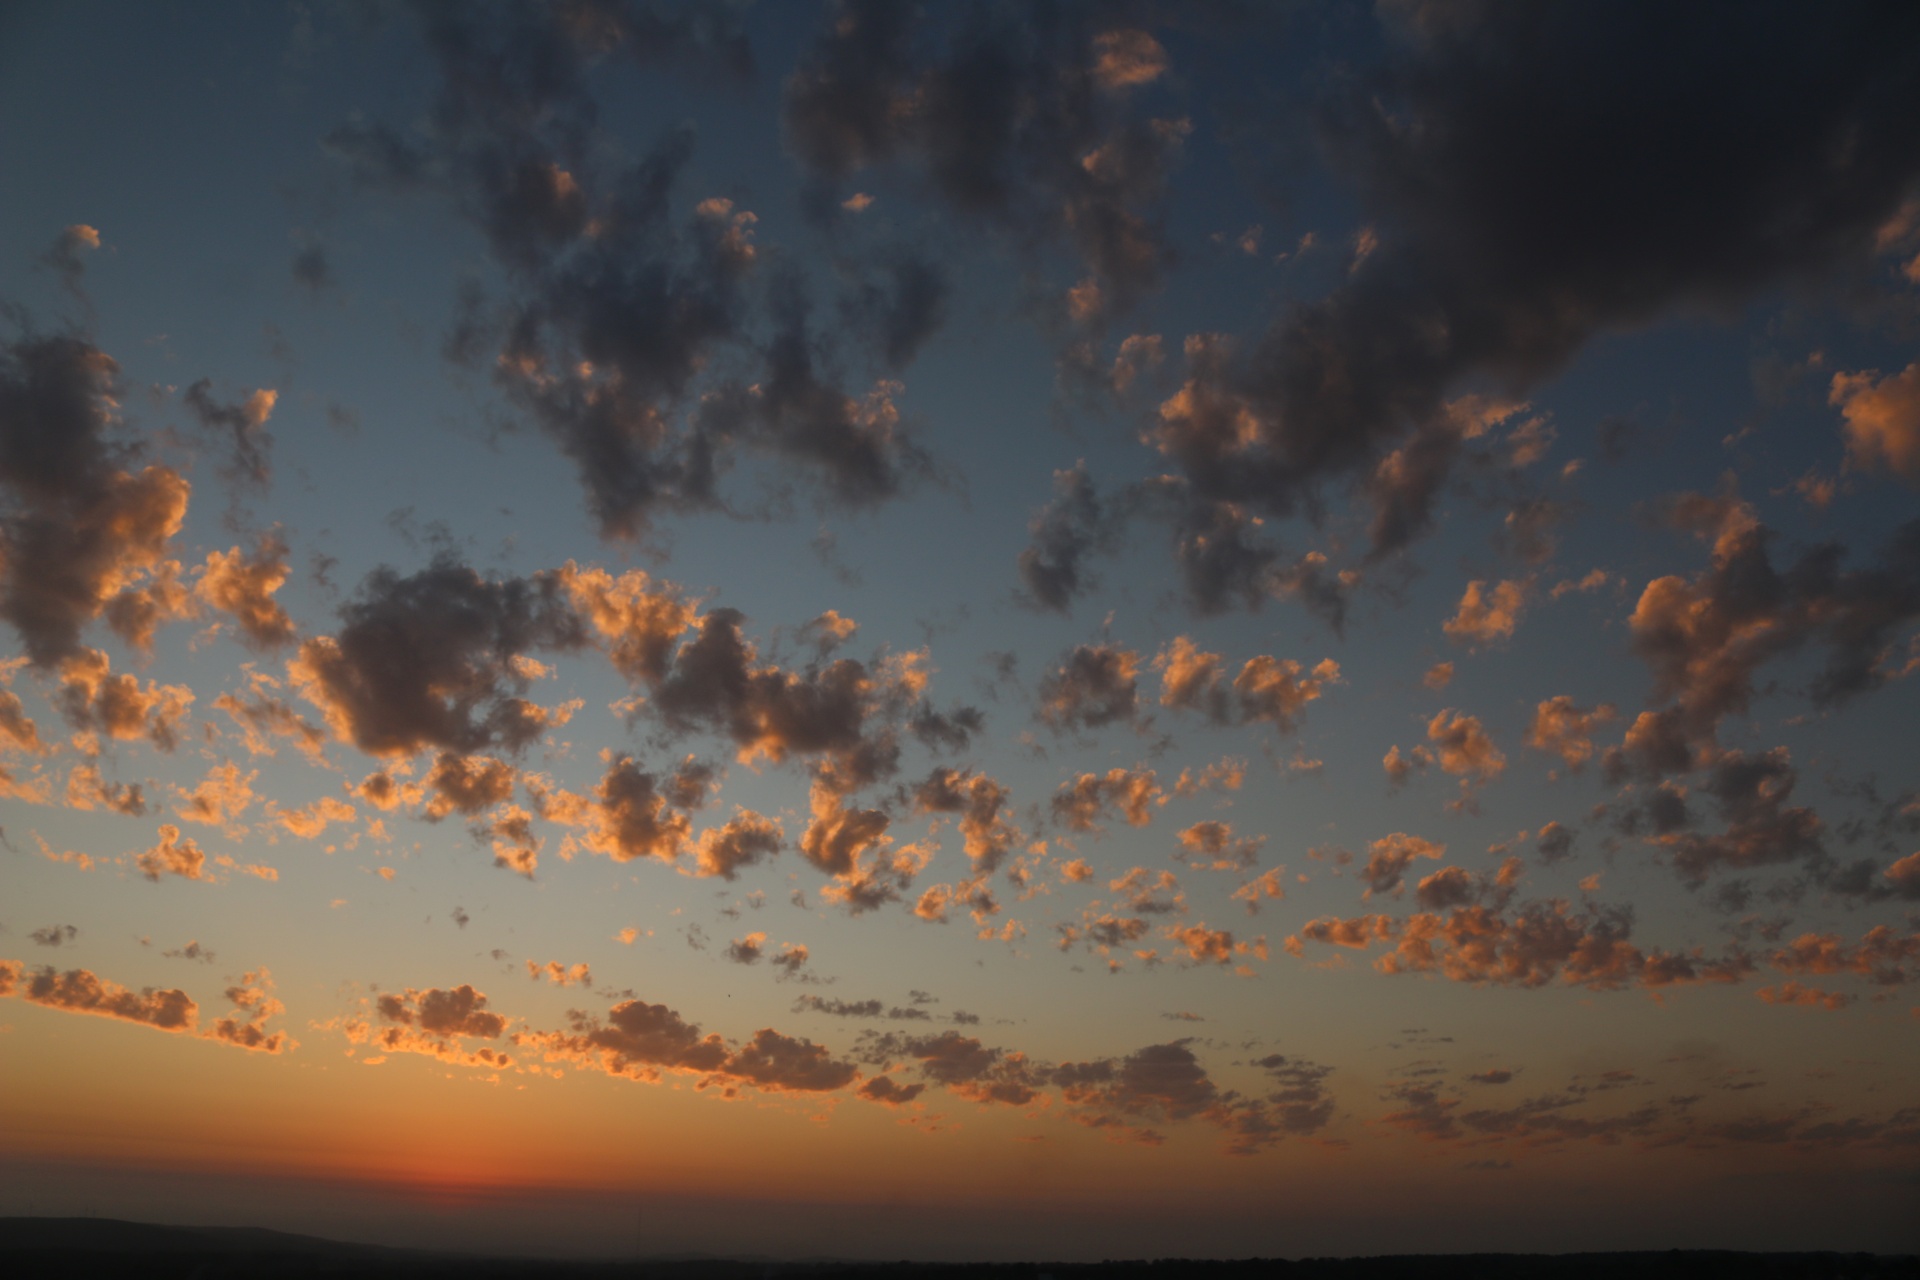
[{"left": 1, "top": 1218, "right": 1914, "bottom": 1280}]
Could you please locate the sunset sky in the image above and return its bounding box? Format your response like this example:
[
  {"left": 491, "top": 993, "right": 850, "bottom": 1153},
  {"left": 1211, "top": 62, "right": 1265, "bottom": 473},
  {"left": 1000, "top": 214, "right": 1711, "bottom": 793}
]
[{"left": 3, "top": 0, "right": 1919, "bottom": 1261}]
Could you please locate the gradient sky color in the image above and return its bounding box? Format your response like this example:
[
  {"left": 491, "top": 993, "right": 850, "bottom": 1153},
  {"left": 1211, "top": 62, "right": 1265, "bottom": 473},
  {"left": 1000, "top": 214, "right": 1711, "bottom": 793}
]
[{"left": 2, "top": 0, "right": 1919, "bottom": 1261}]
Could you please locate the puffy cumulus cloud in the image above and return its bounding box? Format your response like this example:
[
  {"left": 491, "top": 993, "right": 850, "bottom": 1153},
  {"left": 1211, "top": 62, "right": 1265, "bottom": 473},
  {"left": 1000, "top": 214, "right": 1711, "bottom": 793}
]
[
  {"left": 1423, "top": 662, "right": 1453, "bottom": 690},
  {"left": 5, "top": 962, "right": 196, "bottom": 1032},
  {"left": 1425, "top": 709, "right": 1506, "bottom": 788},
  {"left": 1161, "top": 922, "right": 1247, "bottom": 967},
  {"left": 1176, "top": 821, "right": 1264, "bottom": 872},
  {"left": 292, "top": 556, "right": 587, "bottom": 758},
  {"left": 521, "top": 997, "right": 857, "bottom": 1095},
  {"left": 55, "top": 648, "right": 193, "bottom": 751},
  {"left": 194, "top": 535, "right": 296, "bottom": 648},
  {"left": 173, "top": 760, "right": 257, "bottom": 828},
  {"left": 533, "top": 755, "right": 690, "bottom": 866},
  {"left": 1153, "top": 637, "right": 1341, "bottom": 732},
  {"left": 1124, "top": 4, "right": 1920, "bottom": 572},
  {"left": 1626, "top": 495, "right": 1920, "bottom": 758},
  {"left": 343, "top": 983, "right": 517, "bottom": 1070},
  {"left": 1232, "top": 868, "right": 1288, "bottom": 915},
  {"left": 1525, "top": 696, "right": 1616, "bottom": 771},
  {"left": 378, "top": 984, "right": 509, "bottom": 1039},
  {"left": 273, "top": 795, "right": 356, "bottom": 840},
  {"left": 1050, "top": 766, "right": 1161, "bottom": 833},
  {"left": 64, "top": 761, "right": 146, "bottom": 816},
  {"left": 420, "top": 752, "right": 517, "bottom": 822},
  {"left": 182, "top": 380, "right": 277, "bottom": 489},
  {"left": 798, "top": 784, "right": 930, "bottom": 913},
  {"left": 1037, "top": 643, "right": 1138, "bottom": 733},
  {"left": 554, "top": 562, "right": 698, "bottom": 684},
  {"left": 1830, "top": 362, "right": 1920, "bottom": 486},
  {"left": 1017, "top": 462, "right": 1122, "bottom": 613},
  {"left": 0, "top": 333, "right": 192, "bottom": 667},
  {"left": 1360, "top": 832, "right": 1446, "bottom": 898},
  {"left": 1442, "top": 579, "right": 1529, "bottom": 647},
  {"left": 857, "top": 1075, "right": 925, "bottom": 1106},
  {"left": 1535, "top": 821, "right": 1576, "bottom": 865},
  {"left": 135, "top": 824, "right": 209, "bottom": 882},
  {"left": 691, "top": 809, "right": 785, "bottom": 881},
  {"left": 647, "top": 608, "right": 964, "bottom": 788},
  {"left": 912, "top": 767, "right": 1018, "bottom": 875},
  {"left": 205, "top": 967, "right": 294, "bottom": 1054},
  {"left": 527, "top": 960, "right": 593, "bottom": 988}
]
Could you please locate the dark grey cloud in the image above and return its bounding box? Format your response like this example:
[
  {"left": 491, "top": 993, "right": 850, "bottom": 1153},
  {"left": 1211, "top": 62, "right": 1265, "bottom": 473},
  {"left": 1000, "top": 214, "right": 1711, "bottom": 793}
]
[
  {"left": 782, "top": 0, "right": 1197, "bottom": 321},
  {"left": 0, "top": 332, "right": 188, "bottom": 666},
  {"left": 327, "top": 3, "right": 927, "bottom": 541},
  {"left": 293, "top": 555, "right": 587, "bottom": 757},
  {"left": 1140, "top": 2, "right": 1920, "bottom": 567}
]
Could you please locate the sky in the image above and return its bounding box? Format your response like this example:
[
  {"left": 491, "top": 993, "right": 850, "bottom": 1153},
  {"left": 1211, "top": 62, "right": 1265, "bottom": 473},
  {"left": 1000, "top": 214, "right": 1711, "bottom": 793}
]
[{"left": 2, "top": 0, "right": 1919, "bottom": 1262}]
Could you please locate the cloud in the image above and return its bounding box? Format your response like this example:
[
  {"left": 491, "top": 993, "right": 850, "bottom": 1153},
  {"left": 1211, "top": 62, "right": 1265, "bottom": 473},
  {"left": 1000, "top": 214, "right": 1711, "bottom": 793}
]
[
  {"left": 64, "top": 762, "right": 146, "bottom": 816},
  {"left": 783, "top": 2, "right": 1190, "bottom": 319},
  {"left": 6, "top": 962, "right": 196, "bottom": 1032},
  {"left": 378, "top": 984, "right": 508, "bottom": 1039},
  {"left": 327, "top": 5, "right": 927, "bottom": 539},
  {"left": 1053, "top": 1041, "right": 1330, "bottom": 1154},
  {"left": 0, "top": 333, "right": 197, "bottom": 668},
  {"left": 1535, "top": 822, "right": 1576, "bottom": 865},
  {"left": 1037, "top": 644, "right": 1139, "bottom": 733},
  {"left": 1525, "top": 696, "right": 1616, "bottom": 771},
  {"left": 273, "top": 795, "right": 356, "bottom": 840},
  {"left": 205, "top": 967, "right": 294, "bottom": 1053},
  {"left": 1291, "top": 897, "right": 1757, "bottom": 994},
  {"left": 195, "top": 535, "right": 296, "bottom": 648},
  {"left": 1050, "top": 766, "right": 1161, "bottom": 834},
  {"left": 1360, "top": 832, "right": 1446, "bottom": 898},
  {"left": 1017, "top": 463, "right": 1123, "bottom": 612},
  {"left": 1176, "top": 821, "right": 1264, "bottom": 871},
  {"left": 1153, "top": 637, "right": 1340, "bottom": 732},
  {"left": 1884, "top": 851, "right": 1920, "bottom": 900},
  {"left": 291, "top": 556, "right": 587, "bottom": 757},
  {"left": 1126, "top": 2, "right": 1920, "bottom": 570},
  {"left": 1768, "top": 924, "right": 1920, "bottom": 986},
  {"left": 42, "top": 224, "right": 100, "bottom": 295},
  {"left": 56, "top": 648, "right": 194, "bottom": 751},
  {"left": 136, "top": 824, "right": 208, "bottom": 882},
  {"left": 1625, "top": 495, "right": 1920, "bottom": 757},
  {"left": 1831, "top": 362, "right": 1920, "bottom": 487},
  {"left": 181, "top": 379, "right": 278, "bottom": 489},
  {"left": 690, "top": 809, "right": 785, "bottom": 881},
  {"left": 1443, "top": 579, "right": 1529, "bottom": 647},
  {"left": 29, "top": 924, "right": 77, "bottom": 947},
  {"left": 521, "top": 996, "right": 857, "bottom": 1095},
  {"left": 173, "top": 760, "right": 257, "bottom": 828},
  {"left": 912, "top": 767, "right": 1018, "bottom": 875},
  {"left": 1653, "top": 748, "right": 1825, "bottom": 887},
  {"left": 1090, "top": 29, "right": 1166, "bottom": 92},
  {"left": 858, "top": 1075, "right": 925, "bottom": 1106}
]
